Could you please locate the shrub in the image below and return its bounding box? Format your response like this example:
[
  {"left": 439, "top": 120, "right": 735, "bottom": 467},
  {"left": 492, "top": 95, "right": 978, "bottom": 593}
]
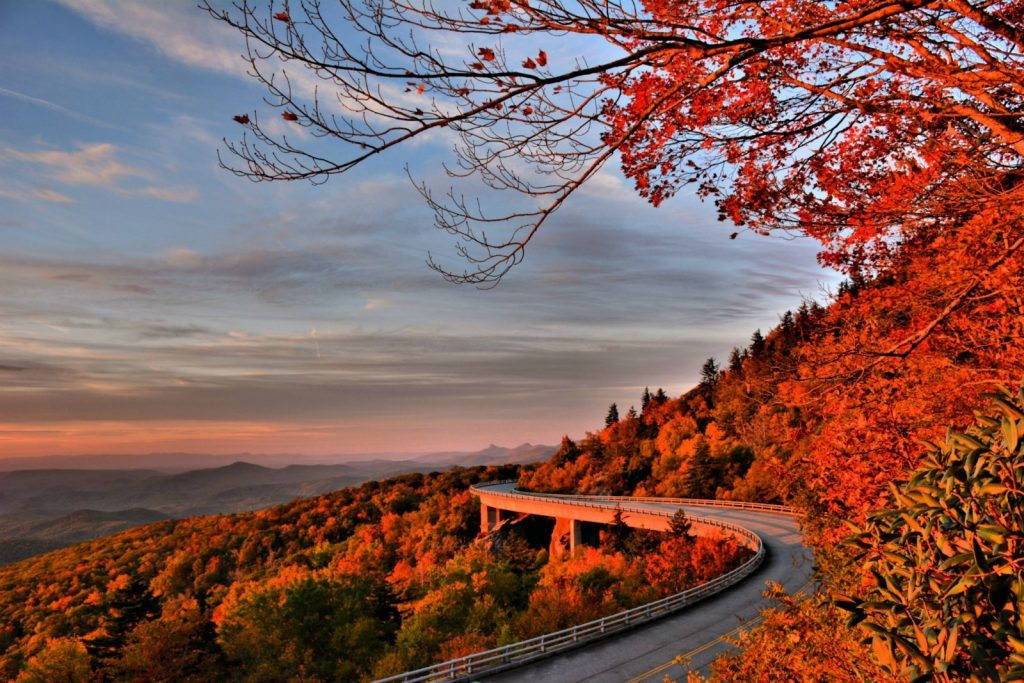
[{"left": 841, "top": 387, "right": 1024, "bottom": 680}]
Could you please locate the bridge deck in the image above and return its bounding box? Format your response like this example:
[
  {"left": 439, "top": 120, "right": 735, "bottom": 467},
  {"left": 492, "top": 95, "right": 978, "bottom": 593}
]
[{"left": 474, "top": 483, "right": 812, "bottom": 682}]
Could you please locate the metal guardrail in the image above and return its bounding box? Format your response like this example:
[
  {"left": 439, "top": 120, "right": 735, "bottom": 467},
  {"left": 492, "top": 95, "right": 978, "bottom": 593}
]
[
  {"left": 473, "top": 481, "right": 796, "bottom": 516},
  {"left": 373, "top": 482, "right": 789, "bottom": 683}
]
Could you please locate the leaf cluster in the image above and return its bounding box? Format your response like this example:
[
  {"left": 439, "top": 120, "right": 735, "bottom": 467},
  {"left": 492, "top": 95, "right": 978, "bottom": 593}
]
[{"left": 842, "top": 388, "right": 1024, "bottom": 681}]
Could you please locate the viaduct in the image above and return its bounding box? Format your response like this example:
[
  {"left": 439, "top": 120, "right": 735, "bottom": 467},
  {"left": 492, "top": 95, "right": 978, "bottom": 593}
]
[{"left": 377, "top": 481, "right": 813, "bottom": 683}]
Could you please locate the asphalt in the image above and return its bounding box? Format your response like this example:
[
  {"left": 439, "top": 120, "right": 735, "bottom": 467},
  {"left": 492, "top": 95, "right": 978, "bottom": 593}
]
[{"left": 475, "top": 496, "right": 813, "bottom": 683}]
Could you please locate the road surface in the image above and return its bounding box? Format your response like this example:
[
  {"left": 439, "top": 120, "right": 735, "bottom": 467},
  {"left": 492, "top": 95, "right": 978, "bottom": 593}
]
[{"left": 475, "top": 485, "right": 813, "bottom": 682}]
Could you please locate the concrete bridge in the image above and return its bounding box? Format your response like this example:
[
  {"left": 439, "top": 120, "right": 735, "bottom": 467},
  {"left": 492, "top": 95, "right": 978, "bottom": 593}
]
[
  {"left": 478, "top": 481, "right": 766, "bottom": 557},
  {"left": 376, "top": 481, "right": 812, "bottom": 683}
]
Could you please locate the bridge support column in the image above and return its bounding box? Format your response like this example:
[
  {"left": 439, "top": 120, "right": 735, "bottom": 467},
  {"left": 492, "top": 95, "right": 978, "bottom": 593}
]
[
  {"left": 550, "top": 517, "right": 601, "bottom": 557},
  {"left": 569, "top": 519, "right": 583, "bottom": 551},
  {"left": 480, "top": 505, "right": 517, "bottom": 534},
  {"left": 481, "top": 504, "right": 496, "bottom": 533}
]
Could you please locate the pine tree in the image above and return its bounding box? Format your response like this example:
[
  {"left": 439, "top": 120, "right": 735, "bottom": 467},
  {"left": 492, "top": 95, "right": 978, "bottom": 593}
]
[
  {"left": 605, "top": 403, "right": 619, "bottom": 427},
  {"left": 683, "top": 439, "right": 717, "bottom": 499},
  {"left": 85, "top": 575, "right": 159, "bottom": 662},
  {"left": 668, "top": 510, "right": 693, "bottom": 539},
  {"left": 641, "top": 387, "right": 652, "bottom": 411},
  {"left": 749, "top": 329, "right": 766, "bottom": 358},
  {"left": 626, "top": 405, "right": 638, "bottom": 420},
  {"left": 728, "top": 347, "right": 744, "bottom": 373},
  {"left": 699, "top": 357, "right": 720, "bottom": 392},
  {"left": 605, "top": 510, "right": 631, "bottom": 553},
  {"left": 654, "top": 388, "right": 667, "bottom": 403}
]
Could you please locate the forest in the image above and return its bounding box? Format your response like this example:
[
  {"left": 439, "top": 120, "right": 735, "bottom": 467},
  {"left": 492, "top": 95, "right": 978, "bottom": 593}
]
[
  {"left": 2, "top": 242, "right": 1021, "bottom": 679},
  {"left": 2, "top": 0, "right": 1022, "bottom": 679}
]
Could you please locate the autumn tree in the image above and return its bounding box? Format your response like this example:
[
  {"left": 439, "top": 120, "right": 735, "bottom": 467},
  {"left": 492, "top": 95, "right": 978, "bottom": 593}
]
[{"left": 205, "top": 0, "right": 1022, "bottom": 288}]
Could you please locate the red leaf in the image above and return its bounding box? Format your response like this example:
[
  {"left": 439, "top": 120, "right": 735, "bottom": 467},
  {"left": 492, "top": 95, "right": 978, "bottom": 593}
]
[
  {"left": 273, "top": 11, "right": 290, "bottom": 22},
  {"left": 232, "top": 114, "right": 250, "bottom": 125},
  {"left": 478, "top": 47, "right": 496, "bottom": 62},
  {"left": 536, "top": 50, "right": 547, "bottom": 67},
  {"left": 470, "top": 62, "right": 485, "bottom": 70},
  {"left": 522, "top": 57, "right": 536, "bottom": 69},
  {"left": 282, "top": 111, "right": 299, "bottom": 121}
]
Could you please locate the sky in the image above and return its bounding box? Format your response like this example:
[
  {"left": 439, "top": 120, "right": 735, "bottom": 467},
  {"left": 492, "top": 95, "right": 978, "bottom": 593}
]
[{"left": 0, "top": 0, "right": 840, "bottom": 459}]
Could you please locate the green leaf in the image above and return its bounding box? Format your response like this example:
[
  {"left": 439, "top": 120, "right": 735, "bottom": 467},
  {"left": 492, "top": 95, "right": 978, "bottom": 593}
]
[{"left": 976, "top": 525, "right": 1008, "bottom": 545}]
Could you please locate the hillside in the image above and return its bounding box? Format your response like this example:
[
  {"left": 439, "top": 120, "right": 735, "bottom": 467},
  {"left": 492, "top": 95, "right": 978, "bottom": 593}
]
[
  {"left": 0, "top": 251, "right": 1020, "bottom": 679},
  {"left": 0, "top": 463, "right": 751, "bottom": 681},
  {"left": 0, "top": 444, "right": 555, "bottom": 564}
]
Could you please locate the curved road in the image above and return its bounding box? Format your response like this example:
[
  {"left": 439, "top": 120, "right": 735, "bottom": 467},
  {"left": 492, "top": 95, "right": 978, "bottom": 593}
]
[{"left": 475, "top": 483, "right": 813, "bottom": 683}]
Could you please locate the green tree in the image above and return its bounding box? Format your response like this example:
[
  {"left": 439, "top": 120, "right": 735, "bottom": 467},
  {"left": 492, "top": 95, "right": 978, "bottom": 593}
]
[
  {"left": 113, "top": 600, "right": 221, "bottom": 682},
  {"left": 217, "top": 571, "right": 398, "bottom": 681},
  {"left": 683, "top": 439, "right": 717, "bottom": 499},
  {"left": 15, "top": 639, "right": 90, "bottom": 683},
  {"left": 749, "top": 330, "right": 766, "bottom": 359},
  {"left": 699, "top": 358, "right": 720, "bottom": 394},
  {"left": 85, "top": 575, "right": 159, "bottom": 663},
  {"left": 668, "top": 510, "right": 693, "bottom": 539},
  {"left": 605, "top": 403, "right": 620, "bottom": 427},
  {"left": 604, "top": 510, "right": 632, "bottom": 554},
  {"left": 728, "top": 347, "right": 744, "bottom": 373}
]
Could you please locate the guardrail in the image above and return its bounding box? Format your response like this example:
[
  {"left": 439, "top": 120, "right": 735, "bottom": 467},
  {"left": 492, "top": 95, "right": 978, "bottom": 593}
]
[
  {"left": 373, "top": 482, "right": 783, "bottom": 683},
  {"left": 472, "top": 480, "right": 794, "bottom": 515}
]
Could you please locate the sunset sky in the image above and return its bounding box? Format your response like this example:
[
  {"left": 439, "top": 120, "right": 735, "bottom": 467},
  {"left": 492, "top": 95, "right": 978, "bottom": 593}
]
[{"left": 0, "top": 0, "right": 839, "bottom": 459}]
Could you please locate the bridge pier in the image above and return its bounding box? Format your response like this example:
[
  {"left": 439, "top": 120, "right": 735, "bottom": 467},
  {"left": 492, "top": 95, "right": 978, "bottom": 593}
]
[
  {"left": 550, "top": 517, "right": 601, "bottom": 557},
  {"left": 480, "top": 503, "right": 519, "bottom": 533}
]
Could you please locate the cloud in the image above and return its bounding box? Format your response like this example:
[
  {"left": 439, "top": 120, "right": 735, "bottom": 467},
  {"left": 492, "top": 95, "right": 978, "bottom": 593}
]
[
  {"left": 57, "top": 0, "right": 322, "bottom": 97},
  {"left": 0, "top": 85, "right": 117, "bottom": 130},
  {"left": 0, "top": 188, "right": 75, "bottom": 204},
  {"left": 135, "top": 185, "right": 199, "bottom": 203},
  {"left": 2, "top": 142, "right": 198, "bottom": 203},
  {"left": 56, "top": 0, "right": 245, "bottom": 77},
  {"left": 6, "top": 143, "right": 143, "bottom": 187}
]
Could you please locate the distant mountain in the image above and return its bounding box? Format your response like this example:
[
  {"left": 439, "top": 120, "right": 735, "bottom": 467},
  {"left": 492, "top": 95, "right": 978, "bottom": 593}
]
[
  {"left": 419, "top": 442, "right": 556, "bottom": 466},
  {"left": 0, "top": 452, "right": 409, "bottom": 472},
  {"left": 0, "top": 443, "right": 554, "bottom": 564},
  {"left": 0, "top": 443, "right": 556, "bottom": 473},
  {"left": 0, "top": 508, "right": 170, "bottom": 565}
]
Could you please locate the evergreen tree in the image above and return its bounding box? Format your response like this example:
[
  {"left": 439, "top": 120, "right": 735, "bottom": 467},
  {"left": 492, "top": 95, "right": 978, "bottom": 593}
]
[
  {"left": 605, "top": 403, "right": 619, "bottom": 427},
  {"left": 626, "top": 405, "right": 638, "bottom": 420},
  {"left": 653, "top": 388, "right": 667, "bottom": 403},
  {"left": 641, "top": 387, "right": 652, "bottom": 411},
  {"left": 85, "top": 575, "right": 159, "bottom": 663},
  {"left": 605, "top": 510, "right": 631, "bottom": 553},
  {"left": 668, "top": 509, "right": 693, "bottom": 539},
  {"left": 749, "top": 329, "right": 766, "bottom": 358},
  {"left": 683, "top": 439, "right": 718, "bottom": 499},
  {"left": 699, "top": 357, "right": 720, "bottom": 392},
  {"left": 780, "top": 310, "right": 795, "bottom": 338},
  {"left": 728, "top": 347, "right": 744, "bottom": 373}
]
